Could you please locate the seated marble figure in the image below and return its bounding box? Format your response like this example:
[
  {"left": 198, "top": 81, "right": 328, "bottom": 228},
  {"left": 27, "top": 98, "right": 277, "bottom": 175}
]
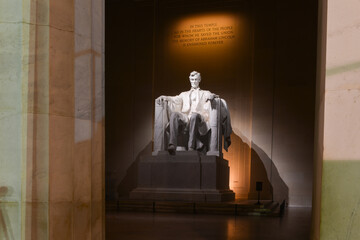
[{"left": 154, "top": 71, "right": 232, "bottom": 155}]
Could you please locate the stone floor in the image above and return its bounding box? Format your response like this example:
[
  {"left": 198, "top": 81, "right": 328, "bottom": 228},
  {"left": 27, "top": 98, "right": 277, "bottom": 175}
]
[{"left": 106, "top": 207, "right": 312, "bottom": 240}]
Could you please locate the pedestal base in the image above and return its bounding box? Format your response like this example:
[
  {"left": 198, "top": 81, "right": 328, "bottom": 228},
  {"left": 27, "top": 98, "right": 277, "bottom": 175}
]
[{"left": 130, "top": 151, "right": 235, "bottom": 202}]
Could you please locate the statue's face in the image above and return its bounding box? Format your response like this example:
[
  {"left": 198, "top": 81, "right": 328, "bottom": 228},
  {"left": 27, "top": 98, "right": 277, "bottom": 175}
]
[{"left": 189, "top": 75, "right": 201, "bottom": 89}]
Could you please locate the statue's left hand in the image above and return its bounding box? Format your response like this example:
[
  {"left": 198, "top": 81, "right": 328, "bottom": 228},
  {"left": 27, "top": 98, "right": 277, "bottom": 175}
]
[{"left": 206, "top": 94, "right": 219, "bottom": 102}]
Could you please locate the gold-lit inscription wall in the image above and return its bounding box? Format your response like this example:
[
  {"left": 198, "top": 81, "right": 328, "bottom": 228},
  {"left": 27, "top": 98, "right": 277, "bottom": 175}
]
[{"left": 171, "top": 22, "right": 235, "bottom": 47}]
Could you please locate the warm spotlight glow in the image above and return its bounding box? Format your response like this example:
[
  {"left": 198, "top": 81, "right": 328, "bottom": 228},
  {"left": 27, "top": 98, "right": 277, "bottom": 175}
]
[{"left": 167, "top": 13, "right": 245, "bottom": 56}]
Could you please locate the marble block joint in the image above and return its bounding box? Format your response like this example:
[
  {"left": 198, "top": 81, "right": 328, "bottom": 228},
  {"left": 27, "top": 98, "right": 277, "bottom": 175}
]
[{"left": 130, "top": 151, "right": 235, "bottom": 202}]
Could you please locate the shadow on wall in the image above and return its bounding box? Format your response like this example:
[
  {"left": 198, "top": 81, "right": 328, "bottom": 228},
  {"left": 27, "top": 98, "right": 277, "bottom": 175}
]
[
  {"left": 0, "top": 186, "right": 15, "bottom": 240},
  {"left": 116, "top": 142, "right": 153, "bottom": 199},
  {"left": 231, "top": 130, "right": 288, "bottom": 204},
  {"left": 249, "top": 140, "right": 289, "bottom": 204},
  {"left": 111, "top": 135, "right": 288, "bottom": 204}
]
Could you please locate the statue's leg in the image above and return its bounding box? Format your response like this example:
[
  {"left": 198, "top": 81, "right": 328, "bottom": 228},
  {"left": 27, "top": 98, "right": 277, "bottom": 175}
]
[
  {"left": 188, "top": 113, "right": 202, "bottom": 150},
  {"left": 168, "top": 112, "right": 186, "bottom": 154}
]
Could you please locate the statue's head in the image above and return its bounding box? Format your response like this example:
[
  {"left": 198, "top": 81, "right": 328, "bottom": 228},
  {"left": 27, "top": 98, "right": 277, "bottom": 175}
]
[{"left": 189, "top": 71, "right": 201, "bottom": 89}]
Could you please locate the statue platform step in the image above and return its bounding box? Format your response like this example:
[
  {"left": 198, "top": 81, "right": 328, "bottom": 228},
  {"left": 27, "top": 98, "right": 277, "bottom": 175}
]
[
  {"left": 129, "top": 151, "right": 235, "bottom": 202},
  {"left": 106, "top": 199, "right": 281, "bottom": 217}
]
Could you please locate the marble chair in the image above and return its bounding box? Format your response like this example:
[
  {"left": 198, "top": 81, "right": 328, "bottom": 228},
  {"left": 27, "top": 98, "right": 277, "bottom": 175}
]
[{"left": 153, "top": 97, "right": 231, "bottom": 156}]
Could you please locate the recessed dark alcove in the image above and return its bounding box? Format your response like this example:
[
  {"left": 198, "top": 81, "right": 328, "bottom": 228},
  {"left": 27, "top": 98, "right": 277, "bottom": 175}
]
[{"left": 105, "top": 0, "right": 317, "bottom": 235}]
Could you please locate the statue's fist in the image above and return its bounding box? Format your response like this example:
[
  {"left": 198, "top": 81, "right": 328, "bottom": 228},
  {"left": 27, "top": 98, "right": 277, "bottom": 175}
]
[
  {"left": 206, "top": 94, "right": 219, "bottom": 102},
  {"left": 156, "top": 96, "right": 167, "bottom": 105}
]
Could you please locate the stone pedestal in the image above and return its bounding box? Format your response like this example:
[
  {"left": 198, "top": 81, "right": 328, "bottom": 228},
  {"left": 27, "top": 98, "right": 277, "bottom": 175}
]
[{"left": 130, "top": 151, "right": 235, "bottom": 202}]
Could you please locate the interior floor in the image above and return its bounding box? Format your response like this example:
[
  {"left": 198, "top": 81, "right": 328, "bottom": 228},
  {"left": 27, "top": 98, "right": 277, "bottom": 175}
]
[{"left": 106, "top": 207, "right": 311, "bottom": 240}]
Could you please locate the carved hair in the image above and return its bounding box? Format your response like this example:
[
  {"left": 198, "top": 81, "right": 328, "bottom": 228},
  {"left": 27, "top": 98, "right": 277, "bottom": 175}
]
[{"left": 189, "top": 71, "right": 201, "bottom": 81}]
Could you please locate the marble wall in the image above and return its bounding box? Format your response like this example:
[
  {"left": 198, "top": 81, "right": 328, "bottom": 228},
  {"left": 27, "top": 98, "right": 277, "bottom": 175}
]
[
  {"left": 0, "top": 0, "right": 105, "bottom": 239},
  {"left": 249, "top": 0, "right": 317, "bottom": 206},
  {"left": 313, "top": 0, "right": 360, "bottom": 239},
  {"left": 105, "top": 0, "right": 155, "bottom": 201}
]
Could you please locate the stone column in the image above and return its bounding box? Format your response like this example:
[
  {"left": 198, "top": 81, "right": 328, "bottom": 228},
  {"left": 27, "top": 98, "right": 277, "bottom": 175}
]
[
  {"left": 0, "top": 1, "right": 29, "bottom": 239},
  {"left": 313, "top": 0, "right": 360, "bottom": 239},
  {"left": 0, "top": 0, "right": 105, "bottom": 239}
]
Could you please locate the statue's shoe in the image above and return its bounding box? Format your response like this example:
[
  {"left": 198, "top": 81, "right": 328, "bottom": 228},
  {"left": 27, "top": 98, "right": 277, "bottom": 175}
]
[{"left": 168, "top": 145, "right": 176, "bottom": 155}]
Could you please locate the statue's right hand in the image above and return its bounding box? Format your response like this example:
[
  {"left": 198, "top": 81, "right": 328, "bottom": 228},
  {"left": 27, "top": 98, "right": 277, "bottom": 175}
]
[{"left": 156, "top": 96, "right": 167, "bottom": 105}]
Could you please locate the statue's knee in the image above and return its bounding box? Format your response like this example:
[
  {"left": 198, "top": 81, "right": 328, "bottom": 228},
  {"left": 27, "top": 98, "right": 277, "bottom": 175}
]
[
  {"left": 190, "top": 113, "right": 201, "bottom": 123},
  {"left": 170, "top": 112, "right": 180, "bottom": 121}
]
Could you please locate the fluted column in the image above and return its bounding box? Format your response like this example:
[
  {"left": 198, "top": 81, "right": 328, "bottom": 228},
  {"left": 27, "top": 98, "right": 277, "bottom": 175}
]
[{"left": 0, "top": 0, "right": 105, "bottom": 239}]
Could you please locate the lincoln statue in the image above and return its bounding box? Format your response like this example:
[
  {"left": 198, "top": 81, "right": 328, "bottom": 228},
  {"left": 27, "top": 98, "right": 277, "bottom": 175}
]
[{"left": 155, "top": 71, "right": 232, "bottom": 155}]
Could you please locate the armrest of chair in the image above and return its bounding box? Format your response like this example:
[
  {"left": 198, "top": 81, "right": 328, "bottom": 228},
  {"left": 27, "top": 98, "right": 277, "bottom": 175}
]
[
  {"left": 207, "top": 98, "right": 223, "bottom": 157},
  {"left": 153, "top": 101, "right": 169, "bottom": 155}
]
